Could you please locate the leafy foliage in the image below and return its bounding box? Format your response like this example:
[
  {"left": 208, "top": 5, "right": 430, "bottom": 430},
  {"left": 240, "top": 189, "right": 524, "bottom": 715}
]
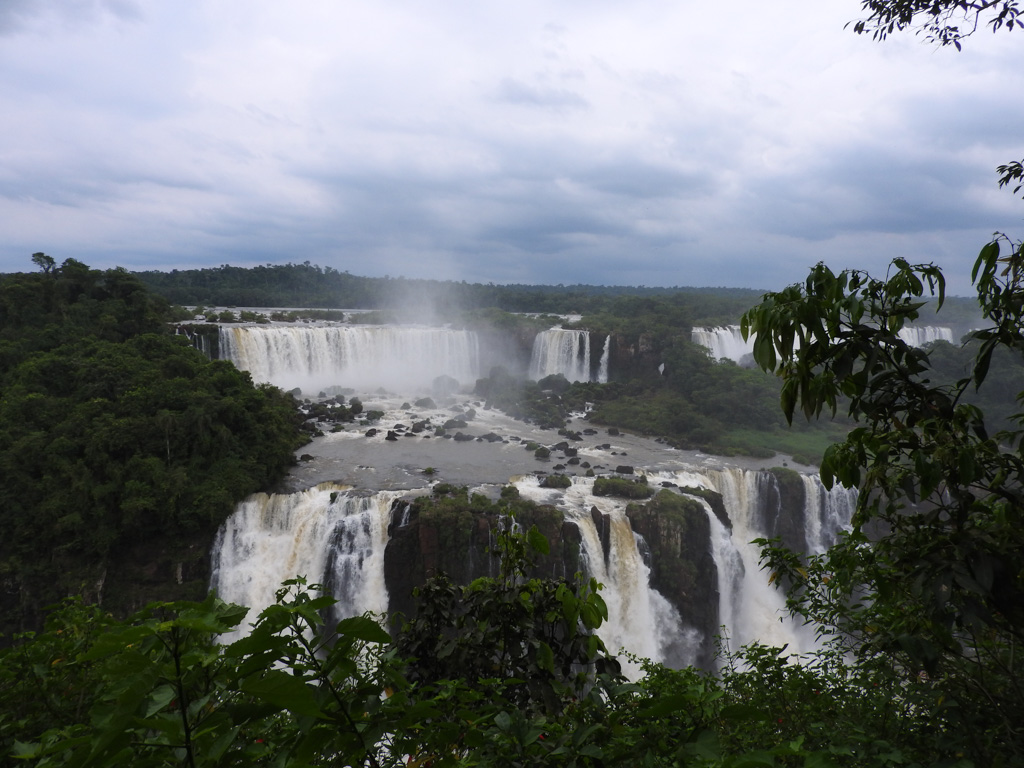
[
  {"left": 3, "top": 528, "right": 647, "bottom": 768},
  {"left": 850, "top": 0, "right": 1023, "bottom": 47},
  {"left": 741, "top": 237, "right": 1024, "bottom": 762}
]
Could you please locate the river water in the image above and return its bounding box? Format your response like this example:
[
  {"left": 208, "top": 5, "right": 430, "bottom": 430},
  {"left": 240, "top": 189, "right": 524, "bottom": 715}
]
[{"left": 280, "top": 392, "right": 810, "bottom": 493}]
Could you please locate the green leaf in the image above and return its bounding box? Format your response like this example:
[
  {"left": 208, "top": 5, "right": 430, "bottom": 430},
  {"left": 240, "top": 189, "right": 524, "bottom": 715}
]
[
  {"left": 240, "top": 669, "right": 323, "bottom": 718},
  {"left": 335, "top": 615, "right": 390, "bottom": 644},
  {"left": 527, "top": 525, "right": 550, "bottom": 556},
  {"left": 144, "top": 684, "right": 178, "bottom": 717},
  {"left": 719, "top": 703, "right": 770, "bottom": 722},
  {"left": 494, "top": 710, "right": 512, "bottom": 732},
  {"left": 803, "top": 752, "right": 840, "bottom": 768},
  {"left": 638, "top": 693, "right": 699, "bottom": 718},
  {"left": 536, "top": 641, "right": 554, "bottom": 674}
]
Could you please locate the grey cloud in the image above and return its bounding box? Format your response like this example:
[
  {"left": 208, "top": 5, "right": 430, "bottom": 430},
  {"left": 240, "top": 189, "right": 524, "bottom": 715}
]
[
  {"left": 575, "top": 163, "right": 715, "bottom": 199},
  {"left": 493, "top": 78, "right": 589, "bottom": 109},
  {"left": 0, "top": 0, "right": 141, "bottom": 34}
]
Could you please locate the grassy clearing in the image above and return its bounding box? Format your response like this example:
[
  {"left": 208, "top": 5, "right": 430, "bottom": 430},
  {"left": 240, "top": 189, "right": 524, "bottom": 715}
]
[{"left": 719, "top": 423, "right": 850, "bottom": 466}]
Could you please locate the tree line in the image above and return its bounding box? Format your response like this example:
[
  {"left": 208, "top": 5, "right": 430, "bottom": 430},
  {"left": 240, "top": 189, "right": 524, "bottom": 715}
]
[{"left": 135, "top": 261, "right": 762, "bottom": 323}]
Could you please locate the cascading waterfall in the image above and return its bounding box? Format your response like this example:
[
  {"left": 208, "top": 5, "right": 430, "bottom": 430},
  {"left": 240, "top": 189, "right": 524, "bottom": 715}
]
[
  {"left": 702, "top": 499, "right": 744, "bottom": 651},
  {"left": 703, "top": 469, "right": 815, "bottom": 652},
  {"left": 209, "top": 466, "right": 855, "bottom": 670},
  {"left": 897, "top": 325, "right": 955, "bottom": 347},
  {"left": 691, "top": 326, "right": 755, "bottom": 364},
  {"left": 700, "top": 468, "right": 856, "bottom": 654},
  {"left": 219, "top": 325, "right": 481, "bottom": 394},
  {"left": 176, "top": 327, "right": 213, "bottom": 359},
  {"left": 514, "top": 475, "right": 690, "bottom": 676},
  {"left": 529, "top": 329, "right": 598, "bottom": 382},
  {"left": 210, "top": 484, "right": 402, "bottom": 642},
  {"left": 801, "top": 474, "right": 857, "bottom": 554}
]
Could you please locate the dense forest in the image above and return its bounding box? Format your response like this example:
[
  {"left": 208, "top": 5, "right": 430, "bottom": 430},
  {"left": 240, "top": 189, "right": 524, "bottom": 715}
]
[{"left": 0, "top": 259, "right": 308, "bottom": 635}]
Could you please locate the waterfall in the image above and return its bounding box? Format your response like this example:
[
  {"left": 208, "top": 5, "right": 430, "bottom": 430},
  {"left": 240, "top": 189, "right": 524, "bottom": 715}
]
[
  {"left": 699, "top": 468, "right": 855, "bottom": 654},
  {"left": 702, "top": 469, "right": 815, "bottom": 652},
  {"left": 176, "top": 326, "right": 213, "bottom": 358},
  {"left": 801, "top": 474, "right": 857, "bottom": 554},
  {"left": 693, "top": 324, "right": 954, "bottom": 364},
  {"left": 210, "top": 466, "right": 854, "bottom": 669},
  {"left": 702, "top": 499, "right": 744, "bottom": 653},
  {"left": 210, "top": 484, "right": 401, "bottom": 641},
  {"left": 219, "top": 325, "right": 481, "bottom": 394},
  {"left": 529, "top": 329, "right": 595, "bottom": 382},
  {"left": 597, "top": 335, "right": 611, "bottom": 383},
  {"left": 896, "top": 325, "right": 955, "bottom": 347},
  {"left": 691, "top": 326, "right": 755, "bottom": 364},
  {"left": 514, "top": 475, "right": 690, "bottom": 676}
]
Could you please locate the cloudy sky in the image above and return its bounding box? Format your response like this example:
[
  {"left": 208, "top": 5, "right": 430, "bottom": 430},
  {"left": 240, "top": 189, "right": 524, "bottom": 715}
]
[{"left": 1, "top": 0, "right": 1021, "bottom": 293}]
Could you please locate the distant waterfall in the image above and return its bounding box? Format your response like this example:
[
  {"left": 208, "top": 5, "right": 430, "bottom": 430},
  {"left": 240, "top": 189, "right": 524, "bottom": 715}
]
[
  {"left": 176, "top": 326, "right": 214, "bottom": 359},
  {"left": 210, "top": 485, "right": 401, "bottom": 641},
  {"left": 897, "top": 326, "right": 955, "bottom": 347},
  {"left": 219, "top": 325, "right": 480, "bottom": 394},
  {"left": 530, "top": 329, "right": 607, "bottom": 383},
  {"left": 694, "top": 324, "right": 954, "bottom": 363},
  {"left": 597, "top": 335, "right": 611, "bottom": 383},
  {"left": 691, "top": 326, "right": 755, "bottom": 364}
]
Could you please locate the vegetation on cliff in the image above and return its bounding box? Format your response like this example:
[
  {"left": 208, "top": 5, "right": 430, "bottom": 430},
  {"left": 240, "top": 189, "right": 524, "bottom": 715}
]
[{"left": 0, "top": 258, "right": 307, "bottom": 636}]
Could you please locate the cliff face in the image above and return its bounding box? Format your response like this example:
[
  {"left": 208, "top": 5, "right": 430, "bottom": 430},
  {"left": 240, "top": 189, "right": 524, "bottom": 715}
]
[
  {"left": 384, "top": 497, "right": 583, "bottom": 628},
  {"left": 763, "top": 468, "right": 809, "bottom": 553},
  {"left": 380, "top": 481, "right": 784, "bottom": 672},
  {"left": 607, "top": 333, "right": 664, "bottom": 381},
  {"left": 627, "top": 490, "right": 721, "bottom": 669},
  {"left": 1, "top": 529, "right": 214, "bottom": 641}
]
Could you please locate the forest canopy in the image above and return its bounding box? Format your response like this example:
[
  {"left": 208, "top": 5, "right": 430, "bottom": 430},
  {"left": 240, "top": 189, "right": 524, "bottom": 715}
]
[{"left": 0, "top": 258, "right": 307, "bottom": 635}]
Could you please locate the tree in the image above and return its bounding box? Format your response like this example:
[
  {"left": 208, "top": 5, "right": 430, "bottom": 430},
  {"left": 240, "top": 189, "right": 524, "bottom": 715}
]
[
  {"left": 737, "top": 6, "right": 1024, "bottom": 760},
  {"left": 851, "top": 0, "right": 1023, "bottom": 47},
  {"left": 30, "top": 253, "right": 55, "bottom": 274},
  {"left": 740, "top": 239, "right": 1024, "bottom": 761}
]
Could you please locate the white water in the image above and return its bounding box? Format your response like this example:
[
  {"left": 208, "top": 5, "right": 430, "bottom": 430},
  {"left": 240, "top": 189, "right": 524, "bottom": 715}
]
[
  {"left": 702, "top": 469, "right": 815, "bottom": 652},
  {"left": 514, "top": 475, "right": 690, "bottom": 676},
  {"left": 209, "top": 465, "right": 855, "bottom": 676},
  {"left": 897, "top": 325, "right": 955, "bottom": 347},
  {"left": 692, "top": 324, "right": 955, "bottom": 365},
  {"left": 801, "top": 474, "right": 856, "bottom": 554},
  {"left": 529, "top": 329, "right": 608, "bottom": 383},
  {"left": 209, "top": 328, "right": 859, "bottom": 669},
  {"left": 219, "top": 325, "right": 481, "bottom": 394},
  {"left": 597, "top": 335, "right": 611, "bottom": 383},
  {"left": 177, "top": 326, "right": 213, "bottom": 358},
  {"left": 694, "top": 468, "right": 856, "bottom": 654},
  {"left": 210, "top": 484, "right": 403, "bottom": 641},
  {"left": 691, "top": 326, "right": 754, "bottom": 364}
]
